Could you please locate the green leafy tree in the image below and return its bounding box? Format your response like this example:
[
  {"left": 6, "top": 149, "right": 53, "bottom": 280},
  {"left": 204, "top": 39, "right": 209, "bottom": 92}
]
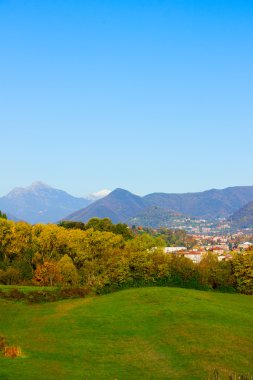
[
  {"left": 167, "top": 254, "right": 199, "bottom": 287},
  {"left": 58, "top": 221, "right": 85, "bottom": 230},
  {"left": 111, "top": 223, "right": 133, "bottom": 240},
  {"left": 85, "top": 218, "right": 113, "bottom": 232},
  {"left": 0, "top": 211, "right": 7, "bottom": 220}
]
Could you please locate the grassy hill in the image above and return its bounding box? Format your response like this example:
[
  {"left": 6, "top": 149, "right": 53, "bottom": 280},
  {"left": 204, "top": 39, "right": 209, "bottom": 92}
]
[
  {"left": 0, "top": 287, "right": 253, "bottom": 379},
  {"left": 127, "top": 206, "right": 190, "bottom": 228}
]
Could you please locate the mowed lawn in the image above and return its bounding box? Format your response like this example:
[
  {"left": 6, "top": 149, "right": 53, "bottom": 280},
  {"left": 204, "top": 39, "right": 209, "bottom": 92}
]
[{"left": 0, "top": 287, "right": 253, "bottom": 380}]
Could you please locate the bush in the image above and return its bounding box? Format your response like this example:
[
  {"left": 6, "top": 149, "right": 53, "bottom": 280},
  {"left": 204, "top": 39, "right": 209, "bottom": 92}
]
[
  {"left": 0, "top": 286, "right": 90, "bottom": 303},
  {"left": 0, "top": 336, "right": 22, "bottom": 358},
  {"left": 0, "top": 288, "right": 26, "bottom": 301},
  {"left": 4, "top": 346, "right": 22, "bottom": 358},
  {"left": 59, "top": 287, "right": 89, "bottom": 298},
  {"left": 26, "top": 287, "right": 90, "bottom": 303},
  {"left": 7, "top": 288, "right": 26, "bottom": 301}
]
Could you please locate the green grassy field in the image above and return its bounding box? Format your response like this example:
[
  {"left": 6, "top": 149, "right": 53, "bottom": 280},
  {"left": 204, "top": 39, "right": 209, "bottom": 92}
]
[
  {"left": 0, "top": 287, "right": 253, "bottom": 380},
  {"left": 0, "top": 285, "right": 57, "bottom": 293}
]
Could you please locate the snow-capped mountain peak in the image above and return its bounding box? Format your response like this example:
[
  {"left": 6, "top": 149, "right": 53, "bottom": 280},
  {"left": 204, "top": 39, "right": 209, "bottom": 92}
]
[{"left": 87, "top": 189, "right": 111, "bottom": 201}]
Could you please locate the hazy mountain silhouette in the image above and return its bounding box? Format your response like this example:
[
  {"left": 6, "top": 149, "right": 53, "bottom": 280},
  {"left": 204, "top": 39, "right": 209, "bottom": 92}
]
[
  {"left": 0, "top": 182, "right": 91, "bottom": 224},
  {"left": 230, "top": 201, "right": 253, "bottom": 228},
  {"left": 65, "top": 186, "right": 253, "bottom": 224},
  {"left": 2, "top": 183, "right": 253, "bottom": 227},
  {"left": 66, "top": 188, "right": 145, "bottom": 223},
  {"left": 143, "top": 186, "right": 253, "bottom": 219}
]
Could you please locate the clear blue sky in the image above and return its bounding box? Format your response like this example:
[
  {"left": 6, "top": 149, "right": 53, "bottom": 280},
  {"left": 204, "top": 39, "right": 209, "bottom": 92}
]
[{"left": 0, "top": 0, "right": 252, "bottom": 197}]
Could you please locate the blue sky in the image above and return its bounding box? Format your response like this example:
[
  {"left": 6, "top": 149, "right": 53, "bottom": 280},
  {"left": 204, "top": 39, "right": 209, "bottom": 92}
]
[{"left": 0, "top": 0, "right": 252, "bottom": 197}]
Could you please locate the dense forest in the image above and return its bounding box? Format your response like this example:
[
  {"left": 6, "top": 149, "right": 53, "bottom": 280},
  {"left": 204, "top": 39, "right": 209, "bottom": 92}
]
[{"left": 0, "top": 216, "right": 252, "bottom": 295}]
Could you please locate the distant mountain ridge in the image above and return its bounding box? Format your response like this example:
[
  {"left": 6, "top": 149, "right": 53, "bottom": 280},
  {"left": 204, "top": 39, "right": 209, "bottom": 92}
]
[
  {"left": 66, "top": 188, "right": 145, "bottom": 224},
  {"left": 0, "top": 182, "right": 91, "bottom": 224},
  {"left": 2, "top": 183, "right": 253, "bottom": 227},
  {"left": 143, "top": 186, "right": 253, "bottom": 219},
  {"left": 230, "top": 201, "right": 253, "bottom": 228},
  {"left": 65, "top": 186, "right": 253, "bottom": 226}
]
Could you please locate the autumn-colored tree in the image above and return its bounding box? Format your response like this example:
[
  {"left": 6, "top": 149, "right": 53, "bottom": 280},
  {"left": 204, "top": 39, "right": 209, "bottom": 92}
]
[
  {"left": 0, "top": 219, "right": 13, "bottom": 264},
  {"left": 73, "top": 228, "right": 125, "bottom": 267},
  {"left": 122, "top": 234, "right": 166, "bottom": 283},
  {"left": 0, "top": 217, "right": 251, "bottom": 294},
  {"left": 125, "top": 233, "right": 165, "bottom": 252},
  {"left": 0, "top": 267, "right": 21, "bottom": 285},
  {"left": 74, "top": 229, "right": 125, "bottom": 289},
  {"left": 57, "top": 255, "right": 79, "bottom": 286},
  {"left": 165, "top": 254, "right": 200, "bottom": 287},
  {"left": 32, "top": 224, "right": 70, "bottom": 262},
  {"left": 8, "top": 222, "right": 33, "bottom": 262},
  {"left": 198, "top": 253, "right": 235, "bottom": 290},
  {"left": 232, "top": 250, "right": 253, "bottom": 294},
  {"left": 33, "top": 261, "right": 62, "bottom": 286}
]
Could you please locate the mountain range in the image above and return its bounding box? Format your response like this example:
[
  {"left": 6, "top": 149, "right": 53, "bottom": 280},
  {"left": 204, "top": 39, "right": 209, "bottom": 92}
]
[
  {"left": 66, "top": 188, "right": 146, "bottom": 224},
  {"left": 66, "top": 186, "right": 253, "bottom": 226},
  {"left": 1, "top": 182, "right": 253, "bottom": 227}
]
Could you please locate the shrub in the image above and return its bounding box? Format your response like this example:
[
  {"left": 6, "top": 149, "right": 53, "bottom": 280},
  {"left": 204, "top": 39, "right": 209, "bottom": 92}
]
[
  {"left": 26, "top": 287, "right": 89, "bottom": 303},
  {"left": 26, "top": 291, "right": 51, "bottom": 303},
  {"left": 0, "top": 336, "right": 22, "bottom": 359},
  {"left": 59, "top": 287, "right": 89, "bottom": 299},
  {"left": 4, "top": 346, "right": 22, "bottom": 358},
  {"left": 7, "top": 288, "right": 26, "bottom": 301}
]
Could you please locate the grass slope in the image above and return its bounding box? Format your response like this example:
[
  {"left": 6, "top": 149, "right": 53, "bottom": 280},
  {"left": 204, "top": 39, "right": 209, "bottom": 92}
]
[
  {"left": 0, "top": 285, "right": 57, "bottom": 293},
  {"left": 0, "top": 287, "right": 253, "bottom": 380}
]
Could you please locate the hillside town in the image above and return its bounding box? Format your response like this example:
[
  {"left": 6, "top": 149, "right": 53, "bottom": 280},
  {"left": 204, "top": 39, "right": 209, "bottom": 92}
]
[
  {"left": 164, "top": 234, "right": 253, "bottom": 263},
  {"left": 158, "top": 216, "right": 253, "bottom": 235}
]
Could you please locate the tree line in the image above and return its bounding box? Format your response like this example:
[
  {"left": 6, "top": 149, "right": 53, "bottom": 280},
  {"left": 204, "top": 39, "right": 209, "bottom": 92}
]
[{"left": 0, "top": 216, "right": 252, "bottom": 294}]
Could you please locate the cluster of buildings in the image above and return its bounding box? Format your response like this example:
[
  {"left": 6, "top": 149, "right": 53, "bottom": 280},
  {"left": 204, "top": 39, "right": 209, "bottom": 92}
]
[
  {"left": 168, "top": 217, "right": 253, "bottom": 235},
  {"left": 164, "top": 236, "right": 253, "bottom": 264}
]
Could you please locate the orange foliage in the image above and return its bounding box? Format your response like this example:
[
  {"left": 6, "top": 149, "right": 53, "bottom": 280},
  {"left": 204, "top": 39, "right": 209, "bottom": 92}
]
[{"left": 4, "top": 346, "right": 22, "bottom": 358}]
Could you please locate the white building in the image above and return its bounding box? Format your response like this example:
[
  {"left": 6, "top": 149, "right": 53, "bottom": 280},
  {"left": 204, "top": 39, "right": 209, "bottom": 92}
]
[
  {"left": 181, "top": 251, "right": 203, "bottom": 263},
  {"left": 164, "top": 247, "right": 187, "bottom": 253}
]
